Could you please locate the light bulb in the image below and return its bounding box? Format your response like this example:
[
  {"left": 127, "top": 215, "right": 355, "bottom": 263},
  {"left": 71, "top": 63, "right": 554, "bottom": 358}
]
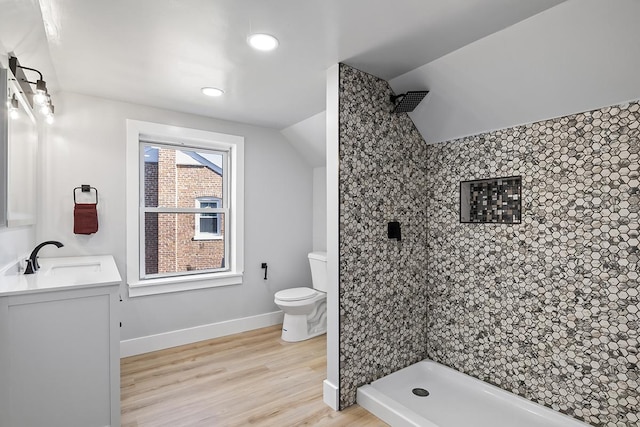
[
  {"left": 34, "top": 92, "right": 47, "bottom": 105},
  {"left": 247, "top": 33, "right": 279, "bottom": 51},
  {"left": 201, "top": 87, "right": 224, "bottom": 97},
  {"left": 8, "top": 95, "right": 19, "bottom": 119}
]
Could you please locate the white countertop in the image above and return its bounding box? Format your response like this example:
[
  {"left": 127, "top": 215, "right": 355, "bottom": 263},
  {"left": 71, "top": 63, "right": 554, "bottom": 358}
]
[{"left": 0, "top": 255, "right": 122, "bottom": 297}]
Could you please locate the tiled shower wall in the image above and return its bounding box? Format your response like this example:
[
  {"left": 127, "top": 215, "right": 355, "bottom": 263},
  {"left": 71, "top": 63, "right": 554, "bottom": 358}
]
[
  {"left": 426, "top": 102, "right": 640, "bottom": 426},
  {"left": 337, "top": 63, "right": 638, "bottom": 423},
  {"left": 338, "top": 64, "right": 429, "bottom": 408}
]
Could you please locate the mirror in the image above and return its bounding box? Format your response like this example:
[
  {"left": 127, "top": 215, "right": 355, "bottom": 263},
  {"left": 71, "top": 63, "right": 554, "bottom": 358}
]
[
  {"left": 0, "top": 68, "right": 6, "bottom": 227},
  {"left": 1, "top": 66, "right": 38, "bottom": 227}
]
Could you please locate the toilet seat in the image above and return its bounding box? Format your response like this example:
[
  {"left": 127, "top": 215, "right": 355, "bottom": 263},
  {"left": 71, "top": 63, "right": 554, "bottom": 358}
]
[{"left": 275, "top": 287, "right": 317, "bottom": 302}]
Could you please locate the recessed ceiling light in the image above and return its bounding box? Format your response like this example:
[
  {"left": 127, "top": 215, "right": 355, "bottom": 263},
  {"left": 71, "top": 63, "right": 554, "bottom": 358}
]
[
  {"left": 201, "top": 87, "right": 224, "bottom": 97},
  {"left": 248, "top": 33, "right": 279, "bottom": 51}
]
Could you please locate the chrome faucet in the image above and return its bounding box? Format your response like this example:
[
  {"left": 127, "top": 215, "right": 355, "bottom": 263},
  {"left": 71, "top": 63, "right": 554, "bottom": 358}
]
[{"left": 24, "top": 241, "right": 64, "bottom": 274}]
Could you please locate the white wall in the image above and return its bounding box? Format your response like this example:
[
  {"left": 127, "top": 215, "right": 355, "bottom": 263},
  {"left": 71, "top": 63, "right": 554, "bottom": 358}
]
[
  {"left": 323, "top": 64, "right": 340, "bottom": 410},
  {"left": 281, "top": 113, "right": 327, "bottom": 252},
  {"left": 41, "top": 92, "right": 313, "bottom": 341},
  {"left": 312, "top": 166, "right": 327, "bottom": 252},
  {"left": 281, "top": 111, "right": 326, "bottom": 167},
  {"left": 0, "top": 226, "right": 35, "bottom": 271},
  {"left": 391, "top": 0, "right": 640, "bottom": 143}
]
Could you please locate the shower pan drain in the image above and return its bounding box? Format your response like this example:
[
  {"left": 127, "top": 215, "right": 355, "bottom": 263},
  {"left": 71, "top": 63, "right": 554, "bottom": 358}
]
[{"left": 412, "top": 388, "right": 430, "bottom": 397}]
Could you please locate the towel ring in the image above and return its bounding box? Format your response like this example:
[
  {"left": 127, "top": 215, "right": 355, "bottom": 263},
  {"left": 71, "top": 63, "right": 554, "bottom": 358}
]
[{"left": 73, "top": 185, "right": 98, "bottom": 205}]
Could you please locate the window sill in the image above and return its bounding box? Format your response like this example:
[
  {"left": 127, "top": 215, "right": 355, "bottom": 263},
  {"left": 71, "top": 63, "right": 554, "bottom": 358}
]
[
  {"left": 192, "top": 234, "right": 224, "bottom": 241},
  {"left": 128, "top": 271, "right": 243, "bottom": 297}
]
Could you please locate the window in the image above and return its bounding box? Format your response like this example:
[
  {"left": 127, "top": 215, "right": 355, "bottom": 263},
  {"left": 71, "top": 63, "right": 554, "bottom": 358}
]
[
  {"left": 141, "top": 144, "right": 228, "bottom": 276},
  {"left": 195, "top": 197, "right": 222, "bottom": 239},
  {"left": 126, "top": 120, "right": 244, "bottom": 297}
]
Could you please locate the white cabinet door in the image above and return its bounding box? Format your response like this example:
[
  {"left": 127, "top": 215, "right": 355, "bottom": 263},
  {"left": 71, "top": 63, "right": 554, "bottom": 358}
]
[{"left": 0, "top": 285, "right": 119, "bottom": 427}]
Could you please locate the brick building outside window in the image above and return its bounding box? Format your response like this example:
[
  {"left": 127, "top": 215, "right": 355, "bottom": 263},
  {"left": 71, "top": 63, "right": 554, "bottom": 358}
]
[{"left": 143, "top": 146, "right": 226, "bottom": 276}]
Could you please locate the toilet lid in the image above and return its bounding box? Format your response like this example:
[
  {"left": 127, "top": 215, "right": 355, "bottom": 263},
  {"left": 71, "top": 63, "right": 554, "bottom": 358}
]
[{"left": 275, "top": 287, "right": 317, "bottom": 301}]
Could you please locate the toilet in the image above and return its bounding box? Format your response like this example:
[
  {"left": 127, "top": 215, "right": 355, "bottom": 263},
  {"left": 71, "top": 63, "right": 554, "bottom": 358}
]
[{"left": 274, "top": 251, "right": 327, "bottom": 342}]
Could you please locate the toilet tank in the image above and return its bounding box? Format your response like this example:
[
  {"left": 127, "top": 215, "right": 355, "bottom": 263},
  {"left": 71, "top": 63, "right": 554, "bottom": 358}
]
[{"left": 308, "top": 251, "right": 327, "bottom": 292}]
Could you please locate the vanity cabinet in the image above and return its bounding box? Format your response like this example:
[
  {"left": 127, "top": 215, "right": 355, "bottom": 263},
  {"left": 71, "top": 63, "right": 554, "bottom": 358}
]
[{"left": 0, "top": 256, "right": 121, "bottom": 427}]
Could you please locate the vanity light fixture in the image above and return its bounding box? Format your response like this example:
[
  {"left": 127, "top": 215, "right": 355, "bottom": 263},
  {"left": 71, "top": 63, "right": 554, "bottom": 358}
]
[
  {"left": 8, "top": 95, "right": 19, "bottom": 120},
  {"left": 247, "top": 33, "right": 279, "bottom": 51},
  {"left": 45, "top": 105, "right": 55, "bottom": 124},
  {"left": 34, "top": 79, "right": 48, "bottom": 105},
  {"left": 8, "top": 56, "right": 55, "bottom": 123},
  {"left": 201, "top": 87, "right": 224, "bottom": 97},
  {"left": 40, "top": 102, "right": 50, "bottom": 115}
]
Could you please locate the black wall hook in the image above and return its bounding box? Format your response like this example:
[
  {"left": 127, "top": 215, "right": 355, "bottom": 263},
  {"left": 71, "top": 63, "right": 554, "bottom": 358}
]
[{"left": 261, "top": 263, "right": 268, "bottom": 280}]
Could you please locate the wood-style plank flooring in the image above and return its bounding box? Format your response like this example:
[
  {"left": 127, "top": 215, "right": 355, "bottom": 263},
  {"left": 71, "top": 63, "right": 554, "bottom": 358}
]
[{"left": 121, "top": 325, "right": 387, "bottom": 426}]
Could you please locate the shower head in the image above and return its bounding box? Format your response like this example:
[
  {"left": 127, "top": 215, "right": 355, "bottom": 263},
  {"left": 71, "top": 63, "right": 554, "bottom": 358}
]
[{"left": 390, "top": 91, "right": 429, "bottom": 113}]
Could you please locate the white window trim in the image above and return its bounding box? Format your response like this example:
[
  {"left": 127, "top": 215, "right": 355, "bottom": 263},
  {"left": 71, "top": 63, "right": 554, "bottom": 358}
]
[
  {"left": 126, "top": 120, "right": 244, "bottom": 297},
  {"left": 194, "top": 197, "right": 223, "bottom": 240}
]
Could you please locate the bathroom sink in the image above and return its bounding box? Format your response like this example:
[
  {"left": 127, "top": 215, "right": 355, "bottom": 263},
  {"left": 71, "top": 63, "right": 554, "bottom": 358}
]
[
  {"left": 47, "top": 261, "right": 102, "bottom": 275},
  {"left": 0, "top": 255, "right": 121, "bottom": 297}
]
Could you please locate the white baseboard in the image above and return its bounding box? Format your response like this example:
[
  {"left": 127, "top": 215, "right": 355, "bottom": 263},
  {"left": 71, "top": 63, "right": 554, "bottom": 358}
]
[
  {"left": 323, "top": 379, "right": 340, "bottom": 410},
  {"left": 120, "top": 310, "right": 284, "bottom": 357}
]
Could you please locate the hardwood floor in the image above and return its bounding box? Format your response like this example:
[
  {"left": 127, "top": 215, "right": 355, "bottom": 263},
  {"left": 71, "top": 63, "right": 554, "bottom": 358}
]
[{"left": 121, "top": 325, "right": 387, "bottom": 426}]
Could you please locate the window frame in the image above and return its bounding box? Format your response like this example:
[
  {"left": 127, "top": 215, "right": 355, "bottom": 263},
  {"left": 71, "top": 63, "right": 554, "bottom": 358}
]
[
  {"left": 126, "top": 120, "right": 244, "bottom": 297},
  {"left": 139, "top": 143, "right": 228, "bottom": 279},
  {"left": 194, "top": 196, "right": 223, "bottom": 240}
]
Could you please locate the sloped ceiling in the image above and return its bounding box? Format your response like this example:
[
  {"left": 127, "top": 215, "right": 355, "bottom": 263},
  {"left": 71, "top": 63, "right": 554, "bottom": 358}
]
[
  {"left": 3, "top": 0, "right": 565, "bottom": 131},
  {"left": 10, "top": 0, "right": 637, "bottom": 166},
  {"left": 0, "top": 0, "right": 57, "bottom": 86},
  {"left": 391, "top": 0, "right": 640, "bottom": 143}
]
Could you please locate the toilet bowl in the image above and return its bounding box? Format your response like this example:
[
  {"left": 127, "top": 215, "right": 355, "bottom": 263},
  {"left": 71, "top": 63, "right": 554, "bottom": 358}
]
[
  {"left": 274, "top": 287, "right": 326, "bottom": 342},
  {"left": 274, "top": 252, "right": 327, "bottom": 342}
]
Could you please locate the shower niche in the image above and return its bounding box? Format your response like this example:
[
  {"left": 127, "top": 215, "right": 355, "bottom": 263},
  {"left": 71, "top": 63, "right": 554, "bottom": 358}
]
[{"left": 460, "top": 176, "right": 521, "bottom": 224}]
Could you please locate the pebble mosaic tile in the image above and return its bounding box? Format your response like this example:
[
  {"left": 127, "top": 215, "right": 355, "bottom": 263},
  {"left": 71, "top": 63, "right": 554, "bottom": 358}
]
[
  {"left": 426, "top": 102, "right": 639, "bottom": 427},
  {"left": 337, "top": 63, "right": 639, "bottom": 426},
  {"left": 338, "top": 64, "right": 429, "bottom": 408}
]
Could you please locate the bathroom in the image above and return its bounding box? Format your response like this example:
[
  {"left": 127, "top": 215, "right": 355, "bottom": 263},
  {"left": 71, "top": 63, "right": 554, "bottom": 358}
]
[{"left": 1, "top": 0, "right": 639, "bottom": 426}]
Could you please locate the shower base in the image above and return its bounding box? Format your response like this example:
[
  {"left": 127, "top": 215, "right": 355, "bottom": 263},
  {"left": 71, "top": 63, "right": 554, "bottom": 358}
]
[{"left": 357, "top": 360, "right": 591, "bottom": 427}]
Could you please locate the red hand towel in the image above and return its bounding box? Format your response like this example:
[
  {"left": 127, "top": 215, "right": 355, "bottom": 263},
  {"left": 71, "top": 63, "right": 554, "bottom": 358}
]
[{"left": 74, "top": 203, "right": 98, "bottom": 234}]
